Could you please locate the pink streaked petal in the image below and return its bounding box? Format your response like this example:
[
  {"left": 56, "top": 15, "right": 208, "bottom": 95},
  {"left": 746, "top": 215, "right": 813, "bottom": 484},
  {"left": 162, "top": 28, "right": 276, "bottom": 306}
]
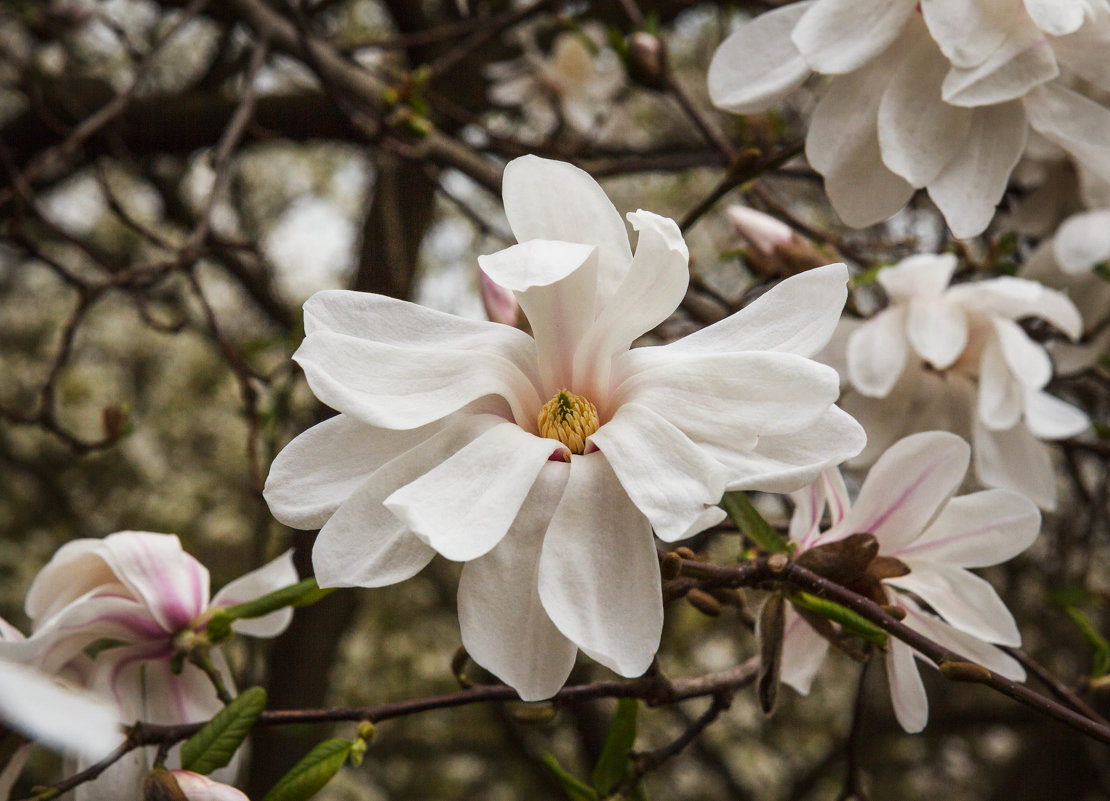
[
  {"left": 896, "top": 490, "right": 1040, "bottom": 567},
  {"left": 886, "top": 564, "right": 1022, "bottom": 645},
  {"left": 170, "top": 771, "right": 250, "bottom": 801},
  {"left": 99, "top": 532, "right": 210, "bottom": 633},
  {"left": 788, "top": 479, "right": 826, "bottom": 546},
  {"left": 897, "top": 594, "right": 1025, "bottom": 680}
]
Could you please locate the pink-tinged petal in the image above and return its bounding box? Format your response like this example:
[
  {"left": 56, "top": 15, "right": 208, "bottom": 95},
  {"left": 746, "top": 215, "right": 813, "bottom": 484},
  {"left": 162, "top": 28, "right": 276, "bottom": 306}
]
[
  {"left": 897, "top": 490, "right": 1040, "bottom": 566},
  {"left": 478, "top": 239, "right": 598, "bottom": 395},
  {"left": 312, "top": 414, "right": 504, "bottom": 588},
  {"left": 708, "top": 2, "right": 814, "bottom": 113},
  {"left": 1023, "top": 389, "right": 1090, "bottom": 439},
  {"left": 839, "top": 431, "right": 970, "bottom": 553},
  {"left": 726, "top": 206, "right": 796, "bottom": 254},
  {"left": 589, "top": 403, "right": 728, "bottom": 543},
  {"left": 210, "top": 550, "right": 298, "bottom": 639},
  {"left": 537, "top": 453, "right": 661, "bottom": 677},
  {"left": 978, "top": 338, "right": 1025, "bottom": 431},
  {"left": 947, "top": 275, "right": 1083, "bottom": 339},
  {"left": 1025, "top": 83, "right": 1110, "bottom": 186},
  {"left": 294, "top": 330, "right": 542, "bottom": 431},
  {"left": 658, "top": 263, "right": 849, "bottom": 358},
  {"left": 878, "top": 35, "right": 972, "bottom": 187},
  {"left": 98, "top": 533, "right": 210, "bottom": 633},
  {"left": 907, "top": 298, "right": 969, "bottom": 370},
  {"left": 886, "top": 640, "right": 929, "bottom": 733},
  {"left": 897, "top": 594, "right": 1025, "bottom": 680},
  {"left": 846, "top": 307, "right": 909, "bottom": 398},
  {"left": 170, "top": 771, "right": 249, "bottom": 801},
  {"left": 792, "top": 0, "right": 917, "bottom": 74},
  {"left": 385, "top": 422, "right": 562, "bottom": 562},
  {"left": 877, "top": 253, "right": 958, "bottom": 302},
  {"left": 712, "top": 406, "right": 866, "bottom": 494},
  {"left": 1024, "top": 0, "right": 1087, "bottom": 34},
  {"left": 25, "top": 539, "right": 124, "bottom": 624},
  {"left": 887, "top": 564, "right": 1022, "bottom": 645},
  {"left": 788, "top": 479, "right": 826, "bottom": 546},
  {"left": 0, "top": 744, "right": 30, "bottom": 801},
  {"left": 479, "top": 271, "right": 520, "bottom": 326},
  {"left": 927, "top": 102, "right": 1028, "bottom": 239},
  {"left": 823, "top": 468, "right": 851, "bottom": 527},
  {"left": 501, "top": 156, "right": 633, "bottom": 303},
  {"left": 0, "top": 617, "right": 23, "bottom": 642},
  {"left": 458, "top": 462, "right": 577, "bottom": 701},
  {"left": 1054, "top": 209, "right": 1110, "bottom": 274},
  {"left": 941, "top": 23, "right": 1057, "bottom": 107},
  {"left": 572, "top": 211, "right": 688, "bottom": 399},
  {"left": 973, "top": 416, "right": 1057, "bottom": 510},
  {"left": 920, "top": 0, "right": 1013, "bottom": 68},
  {"left": 779, "top": 605, "right": 831, "bottom": 695}
]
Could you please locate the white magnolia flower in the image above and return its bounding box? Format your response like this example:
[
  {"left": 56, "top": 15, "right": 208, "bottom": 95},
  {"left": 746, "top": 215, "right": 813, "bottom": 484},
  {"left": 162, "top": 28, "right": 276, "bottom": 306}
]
[
  {"left": 264, "top": 155, "right": 865, "bottom": 701},
  {"left": 708, "top": 1, "right": 1110, "bottom": 237},
  {"left": 167, "top": 771, "right": 250, "bottom": 801},
  {"left": 838, "top": 252, "right": 1088, "bottom": 509},
  {"left": 0, "top": 531, "right": 297, "bottom": 801},
  {"left": 784, "top": 431, "right": 1040, "bottom": 732}
]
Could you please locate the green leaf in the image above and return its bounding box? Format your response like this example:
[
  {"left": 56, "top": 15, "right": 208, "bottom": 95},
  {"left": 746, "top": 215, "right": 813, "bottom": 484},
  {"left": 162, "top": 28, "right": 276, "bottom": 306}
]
[
  {"left": 787, "top": 591, "right": 888, "bottom": 648},
  {"left": 262, "top": 739, "right": 354, "bottom": 801},
  {"left": 542, "top": 754, "right": 598, "bottom": 801},
  {"left": 180, "top": 686, "right": 267, "bottom": 775},
  {"left": 222, "top": 578, "right": 334, "bottom": 621},
  {"left": 720, "top": 492, "right": 791, "bottom": 554},
  {"left": 1065, "top": 606, "right": 1110, "bottom": 677},
  {"left": 591, "top": 698, "right": 639, "bottom": 795}
]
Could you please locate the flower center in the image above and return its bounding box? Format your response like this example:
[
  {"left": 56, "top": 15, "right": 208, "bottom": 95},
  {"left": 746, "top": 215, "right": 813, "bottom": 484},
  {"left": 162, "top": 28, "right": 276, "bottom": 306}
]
[{"left": 537, "top": 389, "right": 599, "bottom": 455}]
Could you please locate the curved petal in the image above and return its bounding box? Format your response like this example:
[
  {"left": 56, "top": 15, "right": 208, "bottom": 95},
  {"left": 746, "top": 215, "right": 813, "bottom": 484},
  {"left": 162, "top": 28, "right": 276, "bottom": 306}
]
[
  {"left": 927, "top": 102, "right": 1028, "bottom": 239},
  {"left": 25, "top": 539, "right": 123, "bottom": 625},
  {"left": 992, "top": 317, "right": 1052, "bottom": 389},
  {"left": 1054, "top": 19, "right": 1110, "bottom": 90},
  {"left": 941, "top": 22, "right": 1057, "bottom": 107},
  {"left": 1024, "top": 0, "right": 1087, "bottom": 35},
  {"left": 898, "top": 594, "right": 1025, "bottom": 680},
  {"left": 589, "top": 403, "right": 728, "bottom": 542},
  {"left": 789, "top": 479, "right": 827, "bottom": 546},
  {"left": 1054, "top": 209, "right": 1110, "bottom": 274},
  {"left": 886, "top": 640, "right": 929, "bottom": 733},
  {"left": 1023, "top": 389, "right": 1090, "bottom": 439},
  {"left": 978, "top": 338, "right": 1026, "bottom": 431},
  {"left": 537, "top": 453, "right": 661, "bottom": 677},
  {"left": 793, "top": 0, "right": 917, "bottom": 74},
  {"left": 897, "top": 490, "right": 1041, "bottom": 566},
  {"left": 385, "top": 422, "right": 562, "bottom": 562},
  {"left": 502, "top": 155, "right": 632, "bottom": 303},
  {"left": 887, "top": 564, "right": 1022, "bottom": 645},
  {"left": 779, "top": 605, "right": 831, "bottom": 695},
  {"left": 707, "top": 2, "right": 814, "bottom": 113},
  {"left": 947, "top": 275, "right": 1083, "bottom": 339},
  {"left": 457, "top": 462, "right": 577, "bottom": 701},
  {"left": 907, "top": 298, "right": 969, "bottom": 369},
  {"left": 972, "top": 416, "right": 1057, "bottom": 510},
  {"left": 170, "top": 771, "right": 249, "bottom": 801},
  {"left": 1025, "top": 83, "right": 1110, "bottom": 185},
  {"left": 210, "top": 550, "right": 299, "bottom": 639},
  {"left": 877, "top": 253, "right": 958, "bottom": 301},
  {"left": 99, "top": 533, "right": 210, "bottom": 634},
  {"left": 846, "top": 307, "right": 909, "bottom": 398},
  {"left": 920, "top": 0, "right": 1012, "bottom": 68},
  {"left": 838, "top": 431, "right": 970, "bottom": 553}
]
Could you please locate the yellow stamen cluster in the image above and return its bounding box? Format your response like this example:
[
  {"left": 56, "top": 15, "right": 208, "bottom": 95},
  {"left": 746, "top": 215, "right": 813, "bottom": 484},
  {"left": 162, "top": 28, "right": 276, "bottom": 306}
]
[{"left": 537, "top": 389, "right": 599, "bottom": 455}]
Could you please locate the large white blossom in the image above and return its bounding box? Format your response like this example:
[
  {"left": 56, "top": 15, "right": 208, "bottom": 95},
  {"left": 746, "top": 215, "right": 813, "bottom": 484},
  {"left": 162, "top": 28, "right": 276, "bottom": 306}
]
[
  {"left": 835, "top": 253, "right": 1088, "bottom": 509},
  {"left": 783, "top": 431, "right": 1040, "bottom": 732},
  {"left": 708, "top": 0, "right": 1110, "bottom": 237},
  {"left": 264, "top": 155, "right": 865, "bottom": 701}
]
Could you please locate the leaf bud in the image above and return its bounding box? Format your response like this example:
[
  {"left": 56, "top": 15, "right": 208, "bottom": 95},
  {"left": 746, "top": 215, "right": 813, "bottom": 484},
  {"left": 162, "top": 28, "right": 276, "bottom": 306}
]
[
  {"left": 686, "top": 588, "right": 722, "bottom": 617},
  {"left": 624, "top": 32, "right": 667, "bottom": 90},
  {"left": 939, "top": 660, "right": 993, "bottom": 683},
  {"left": 659, "top": 551, "right": 683, "bottom": 580}
]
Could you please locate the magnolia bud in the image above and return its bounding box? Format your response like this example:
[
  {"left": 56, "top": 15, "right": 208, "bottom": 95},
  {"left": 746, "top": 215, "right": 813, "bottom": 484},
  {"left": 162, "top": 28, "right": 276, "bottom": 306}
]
[
  {"left": 726, "top": 206, "right": 827, "bottom": 278},
  {"left": 659, "top": 551, "right": 683, "bottom": 580},
  {"left": 625, "top": 32, "right": 667, "bottom": 90},
  {"left": 686, "top": 588, "right": 722, "bottom": 617}
]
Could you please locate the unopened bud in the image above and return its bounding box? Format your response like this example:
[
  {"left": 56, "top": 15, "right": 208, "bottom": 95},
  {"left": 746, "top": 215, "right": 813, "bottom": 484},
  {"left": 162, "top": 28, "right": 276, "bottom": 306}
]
[
  {"left": 939, "top": 660, "right": 992, "bottom": 683},
  {"left": 625, "top": 32, "right": 667, "bottom": 90},
  {"left": 102, "top": 405, "right": 129, "bottom": 441},
  {"left": 674, "top": 546, "right": 697, "bottom": 560},
  {"left": 725, "top": 205, "right": 827, "bottom": 278},
  {"left": 659, "top": 551, "right": 683, "bottom": 580},
  {"left": 357, "top": 720, "right": 376, "bottom": 742},
  {"left": 879, "top": 604, "right": 907, "bottom": 621},
  {"left": 143, "top": 769, "right": 189, "bottom": 801},
  {"left": 510, "top": 702, "right": 557, "bottom": 724},
  {"left": 451, "top": 646, "right": 472, "bottom": 688},
  {"left": 686, "top": 588, "right": 722, "bottom": 617},
  {"left": 767, "top": 552, "right": 789, "bottom": 573}
]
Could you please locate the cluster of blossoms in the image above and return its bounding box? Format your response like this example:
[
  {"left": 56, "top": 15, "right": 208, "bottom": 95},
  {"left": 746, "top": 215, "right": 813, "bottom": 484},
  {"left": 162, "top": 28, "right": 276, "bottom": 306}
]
[{"left": 709, "top": 0, "right": 1110, "bottom": 237}]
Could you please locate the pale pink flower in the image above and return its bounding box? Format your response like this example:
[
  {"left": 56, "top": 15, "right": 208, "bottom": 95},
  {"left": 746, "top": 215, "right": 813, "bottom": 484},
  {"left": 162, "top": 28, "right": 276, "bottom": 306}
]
[{"left": 169, "top": 771, "right": 250, "bottom": 801}]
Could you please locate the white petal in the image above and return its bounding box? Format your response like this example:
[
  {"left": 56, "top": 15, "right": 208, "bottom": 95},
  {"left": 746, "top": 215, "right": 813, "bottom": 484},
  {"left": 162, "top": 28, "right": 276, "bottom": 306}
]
[
  {"left": 478, "top": 239, "right": 599, "bottom": 394},
  {"left": 947, "top": 275, "right": 1082, "bottom": 338},
  {"left": 1024, "top": 0, "right": 1087, "bottom": 34},
  {"left": 385, "top": 422, "right": 561, "bottom": 562},
  {"left": 992, "top": 317, "right": 1052, "bottom": 389},
  {"left": 501, "top": 156, "right": 633, "bottom": 303},
  {"left": 779, "top": 605, "right": 832, "bottom": 695},
  {"left": 897, "top": 490, "right": 1041, "bottom": 566},
  {"left": 170, "top": 771, "right": 249, "bottom": 801},
  {"left": 1054, "top": 19, "right": 1110, "bottom": 90},
  {"left": 659, "top": 263, "right": 849, "bottom": 358},
  {"left": 589, "top": 403, "right": 728, "bottom": 542},
  {"left": 1023, "top": 389, "right": 1090, "bottom": 439},
  {"left": 24, "top": 538, "right": 122, "bottom": 624},
  {"left": 1054, "top": 209, "right": 1110, "bottom": 274},
  {"left": 788, "top": 478, "right": 826, "bottom": 546},
  {"left": 457, "top": 463, "right": 577, "bottom": 701},
  {"left": 294, "top": 330, "right": 541, "bottom": 431},
  {"left": 877, "top": 253, "right": 958, "bottom": 301},
  {"left": 878, "top": 37, "right": 973, "bottom": 187},
  {"left": 907, "top": 298, "right": 969, "bottom": 369},
  {"left": 263, "top": 413, "right": 443, "bottom": 531},
  {"left": 839, "top": 431, "right": 970, "bottom": 553},
  {"left": 886, "top": 640, "right": 929, "bottom": 733},
  {"left": 972, "top": 417, "right": 1057, "bottom": 509},
  {"left": 537, "top": 454, "right": 661, "bottom": 677},
  {"left": 707, "top": 2, "right": 814, "bottom": 113},
  {"left": 846, "top": 307, "right": 909, "bottom": 398},
  {"left": 99, "top": 532, "right": 210, "bottom": 634},
  {"left": 1025, "top": 83, "right": 1110, "bottom": 186},
  {"left": 898, "top": 594, "right": 1025, "bottom": 680},
  {"left": 978, "top": 338, "right": 1026, "bottom": 431},
  {"left": 0, "top": 659, "right": 122, "bottom": 762},
  {"left": 210, "top": 550, "right": 299, "bottom": 639},
  {"left": 927, "top": 102, "right": 1028, "bottom": 239},
  {"left": 920, "top": 0, "right": 1012, "bottom": 68},
  {"left": 792, "top": 0, "right": 917, "bottom": 74},
  {"left": 941, "top": 22, "right": 1057, "bottom": 106},
  {"left": 887, "top": 565, "right": 1022, "bottom": 645}
]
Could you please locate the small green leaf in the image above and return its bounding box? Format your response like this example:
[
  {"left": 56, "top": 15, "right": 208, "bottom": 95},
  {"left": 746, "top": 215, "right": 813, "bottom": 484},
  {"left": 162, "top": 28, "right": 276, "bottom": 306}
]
[
  {"left": 720, "top": 492, "right": 791, "bottom": 554},
  {"left": 592, "top": 698, "right": 638, "bottom": 795},
  {"left": 181, "top": 686, "right": 267, "bottom": 775},
  {"left": 1065, "top": 607, "right": 1110, "bottom": 677},
  {"left": 262, "top": 739, "right": 354, "bottom": 801},
  {"left": 215, "top": 578, "right": 334, "bottom": 630},
  {"left": 543, "top": 754, "right": 598, "bottom": 801},
  {"left": 787, "top": 591, "right": 888, "bottom": 648}
]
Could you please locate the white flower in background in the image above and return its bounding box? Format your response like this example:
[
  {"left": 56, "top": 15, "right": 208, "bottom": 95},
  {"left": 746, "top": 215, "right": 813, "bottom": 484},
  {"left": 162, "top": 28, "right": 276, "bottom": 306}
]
[
  {"left": 264, "top": 155, "right": 865, "bottom": 701},
  {"left": 0, "top": 532, "right": 297, "bottom": 801},
  {"left": 708, "top": 1, "right": 1110, "bottom": 237},
  {"left": 784, "top": 432, "right": 1039, "bottom": 732},
  {"left": 837, "top": 253, "right": 1088, "bottom": 509}
]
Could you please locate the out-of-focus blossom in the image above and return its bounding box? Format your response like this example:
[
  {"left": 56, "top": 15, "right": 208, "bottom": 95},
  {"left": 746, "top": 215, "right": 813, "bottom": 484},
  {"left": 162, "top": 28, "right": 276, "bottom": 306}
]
[
  {"left": 265, "top": 155, "right": 865, "bottom": 701},
  {"left": 784, "top": 431, "right": 1039, "bottom": 731},
  {"left": 726, "top": 205, "right": 827, "bottom": 278},
  {"left": 708, "top": 2, "right": 1110, "bottom": 237},
  {"left": 835, "top": 253, "right": 1087, "bottom": 509}
]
